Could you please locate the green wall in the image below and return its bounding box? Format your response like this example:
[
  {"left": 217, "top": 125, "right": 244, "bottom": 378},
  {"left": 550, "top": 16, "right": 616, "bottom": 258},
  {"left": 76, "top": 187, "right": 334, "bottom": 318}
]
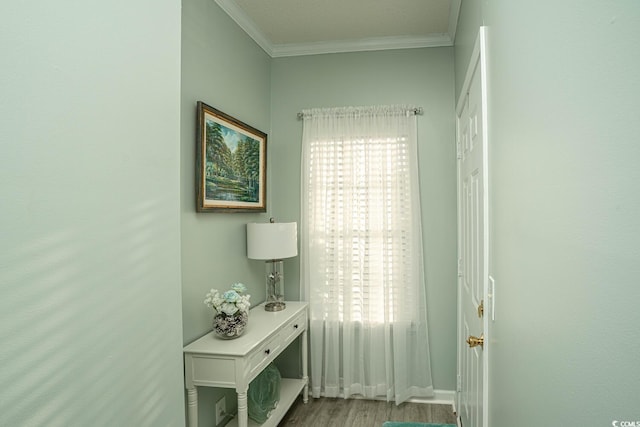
[
  {"left": 180, "top": 0, "right": 272, "bottom": 424},
  {"left": 456, "top": 1, "right": 640, "bottom": 425},
  {"left": 270, "top": 48, "right": 458, "bottom": 391},
  {"left": 0, "top": 0, "right": 184, "bottom": 425},
  {"left": 453, "top": 0, "right": 483, "bottom": 100},
  {"left": 181, "top": 0, "right": 271, "bottom": 346}
]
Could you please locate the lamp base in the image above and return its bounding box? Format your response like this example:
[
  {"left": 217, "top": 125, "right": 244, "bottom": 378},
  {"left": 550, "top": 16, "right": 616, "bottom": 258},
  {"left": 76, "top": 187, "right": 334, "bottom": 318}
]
[
  {"left": 265, "top": 260, "right": 286, "bottom": 312},
  {"left": 265, "top": 301, "right": 286, "bottom": 312}
]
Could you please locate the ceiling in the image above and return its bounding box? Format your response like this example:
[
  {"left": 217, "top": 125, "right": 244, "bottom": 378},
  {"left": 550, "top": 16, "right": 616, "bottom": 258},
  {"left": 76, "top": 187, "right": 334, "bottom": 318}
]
[{"left": 214, "top": 0, "right": 461, "bottom": 57}]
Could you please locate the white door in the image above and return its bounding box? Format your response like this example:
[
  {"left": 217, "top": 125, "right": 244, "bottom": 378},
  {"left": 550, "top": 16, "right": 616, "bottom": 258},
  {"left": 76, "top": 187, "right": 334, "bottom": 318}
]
[{"left": 457, "top": 28, "right": 489, "bottom": 427}]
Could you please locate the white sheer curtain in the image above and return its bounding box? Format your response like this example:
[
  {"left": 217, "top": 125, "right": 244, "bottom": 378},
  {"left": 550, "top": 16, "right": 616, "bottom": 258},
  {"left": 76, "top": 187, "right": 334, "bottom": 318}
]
[{"left": 300, "top": 105, "right": 434, "bottom": 405}]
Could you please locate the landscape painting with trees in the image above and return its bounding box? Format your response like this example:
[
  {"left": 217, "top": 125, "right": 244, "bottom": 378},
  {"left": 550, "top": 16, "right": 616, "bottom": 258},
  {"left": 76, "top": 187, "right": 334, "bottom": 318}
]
[{"left": 196, "top": 102, "right": 266, "bottom": 212}]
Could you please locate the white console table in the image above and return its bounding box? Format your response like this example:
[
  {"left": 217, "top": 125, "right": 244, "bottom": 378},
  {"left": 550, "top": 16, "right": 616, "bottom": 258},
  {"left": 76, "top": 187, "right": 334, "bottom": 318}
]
[{"left": 183, "top": 302, "right": 308, "bottom": 427}]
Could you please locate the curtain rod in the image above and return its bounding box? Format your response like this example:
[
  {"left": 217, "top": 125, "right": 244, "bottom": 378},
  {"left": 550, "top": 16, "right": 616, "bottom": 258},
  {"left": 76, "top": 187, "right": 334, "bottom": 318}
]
[{"left": 297, "top": 107, "right": 423, "bottom": 120}]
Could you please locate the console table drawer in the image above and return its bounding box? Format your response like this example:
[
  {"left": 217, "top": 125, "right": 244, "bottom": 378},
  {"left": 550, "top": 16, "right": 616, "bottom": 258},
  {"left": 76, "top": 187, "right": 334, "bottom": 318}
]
[
  {"left": 248, "top": 333, "right": 282, "bottom": 379},
  {"left": 246, "top": 310, "right": 307, "bottom": 380},
  {"left": 281, "top": 311, "right": 307, "bottom": 344}
]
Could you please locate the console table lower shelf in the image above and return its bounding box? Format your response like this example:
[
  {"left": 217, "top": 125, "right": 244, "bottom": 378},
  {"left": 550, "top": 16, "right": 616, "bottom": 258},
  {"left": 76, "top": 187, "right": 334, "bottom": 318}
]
[{"left": 225, "top": 378, "right": 304, "bottom": 427}]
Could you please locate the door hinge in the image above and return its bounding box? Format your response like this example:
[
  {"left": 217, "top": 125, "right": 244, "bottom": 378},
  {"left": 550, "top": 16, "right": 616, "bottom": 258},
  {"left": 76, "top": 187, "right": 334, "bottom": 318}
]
[
  {"left": 457, "top": 374, "right": 462, "bottom": 392},
  {"left": 457, "top": 258, "right": 463, "bottom": 277}
]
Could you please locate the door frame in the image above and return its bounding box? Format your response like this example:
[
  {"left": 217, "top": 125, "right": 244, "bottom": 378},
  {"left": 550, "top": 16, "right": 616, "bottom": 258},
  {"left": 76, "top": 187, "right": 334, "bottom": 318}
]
[{"left": 456, "top": 26, "right": 490, "bottom": 427}]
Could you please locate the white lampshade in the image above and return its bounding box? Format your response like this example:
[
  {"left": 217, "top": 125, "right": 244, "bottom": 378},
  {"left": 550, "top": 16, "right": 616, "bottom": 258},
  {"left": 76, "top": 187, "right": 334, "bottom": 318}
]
[{"left": 247, "top": 222, "right": 298, "bottom": 260}]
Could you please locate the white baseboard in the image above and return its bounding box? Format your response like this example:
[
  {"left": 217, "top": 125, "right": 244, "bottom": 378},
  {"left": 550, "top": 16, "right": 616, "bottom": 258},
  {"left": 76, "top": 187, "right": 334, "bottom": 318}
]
[
  {"left": 409, "top": 390, "right": 459, "bottom": 427},
  {"left": 322, "top": 389, "right": 456, "bottom": 406},
  {"left": 315, "top": 388, "right": 457, "bottom": 410},
  {"left": 407, "top": 389, "right": 456, "bottom": 406}
]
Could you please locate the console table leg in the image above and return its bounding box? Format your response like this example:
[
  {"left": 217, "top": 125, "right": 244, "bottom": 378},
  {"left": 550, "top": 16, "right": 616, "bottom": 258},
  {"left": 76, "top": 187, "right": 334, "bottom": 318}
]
[
  {"left": 237, "top": 390, "right": 248, "bottom": 427},
  {"left": 302, "top": 329, "right": 309, "bottom": 403},
  {"left": 186, "top": 387, "right": 198, "bottom": 427}
]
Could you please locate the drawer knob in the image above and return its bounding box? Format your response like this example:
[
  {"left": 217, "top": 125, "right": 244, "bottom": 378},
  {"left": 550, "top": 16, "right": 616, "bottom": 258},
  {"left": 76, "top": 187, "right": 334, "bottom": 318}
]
[
  {"left": 264, "top": 349, "right": 270, "bottom": 355},
  {"left": 294, "top": 324, "right": 299, "bottom": 329}
]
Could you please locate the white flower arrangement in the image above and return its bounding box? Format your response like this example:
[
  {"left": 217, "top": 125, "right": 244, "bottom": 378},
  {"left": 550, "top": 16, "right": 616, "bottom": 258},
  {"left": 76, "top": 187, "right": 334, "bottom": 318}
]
[{"left": 204, "top": 283, "right": 251, "bottom": 316}]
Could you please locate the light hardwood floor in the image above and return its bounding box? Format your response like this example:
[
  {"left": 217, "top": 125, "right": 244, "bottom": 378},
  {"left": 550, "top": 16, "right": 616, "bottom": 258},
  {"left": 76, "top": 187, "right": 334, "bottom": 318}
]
[{"left": 278, "top": 397, "right": 457, "bottom": 426}]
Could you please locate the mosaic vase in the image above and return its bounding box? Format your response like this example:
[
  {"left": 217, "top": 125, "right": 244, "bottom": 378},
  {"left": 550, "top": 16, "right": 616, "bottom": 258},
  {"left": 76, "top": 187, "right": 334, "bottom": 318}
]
[{"left": 212, "top": 310, "right": 248, "bottom": 339}]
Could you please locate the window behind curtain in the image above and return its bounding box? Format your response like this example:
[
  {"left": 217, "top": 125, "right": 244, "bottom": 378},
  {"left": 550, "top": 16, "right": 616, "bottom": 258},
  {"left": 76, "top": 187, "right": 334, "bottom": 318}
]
[{"left": 307, "top": 135, "right": 417, "bottom": 323}]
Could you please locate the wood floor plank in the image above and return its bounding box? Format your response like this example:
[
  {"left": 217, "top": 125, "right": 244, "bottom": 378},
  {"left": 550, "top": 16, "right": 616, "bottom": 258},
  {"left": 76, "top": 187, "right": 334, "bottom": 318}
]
[
  {"left": 402, "top": 401, "right": 424, "bottom": 422},
  {"left": 388, "top": 402, "right": 405, "bottom": 423},
  {"left": 325, "top": 398, "right": 351, "bottom": 427},
  {"left": 279, "top": 397, "right": 456, "bottom": 426},
  {"left": 344, "top": 399, "right": 378, "bottom": 427},
  {"left": 372, "top": 400, "right": 392, "bottom": 426},
  {"left": 430, "top": 404, "right": 458, "bottom": 424}
]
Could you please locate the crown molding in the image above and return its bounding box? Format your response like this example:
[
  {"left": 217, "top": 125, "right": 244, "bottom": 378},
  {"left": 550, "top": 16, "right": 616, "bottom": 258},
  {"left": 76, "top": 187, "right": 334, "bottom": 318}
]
[
  {"left": 215, "top": 0, "right": 458, "bottom": 58},
  {"left": 215, "top": 0, "right": 274, "bottom": 56},
  {"left": 271, "top": 34, "right": 453, "bottom": 58},
  {"left": 448, "top": 0, "right": 462, "bottom": 44}
]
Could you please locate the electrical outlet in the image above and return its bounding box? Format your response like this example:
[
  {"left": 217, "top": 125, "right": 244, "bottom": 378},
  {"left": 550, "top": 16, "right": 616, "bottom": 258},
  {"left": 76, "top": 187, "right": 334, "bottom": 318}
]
[{"left": 215, "top": 396, "right": 226, "bottom": 425}]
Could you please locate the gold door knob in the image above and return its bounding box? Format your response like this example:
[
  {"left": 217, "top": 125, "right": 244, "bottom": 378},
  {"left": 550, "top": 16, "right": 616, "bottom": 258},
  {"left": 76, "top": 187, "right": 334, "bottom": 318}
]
[{"left": 466, "top": 334, "right": 484, "bottom": 348}]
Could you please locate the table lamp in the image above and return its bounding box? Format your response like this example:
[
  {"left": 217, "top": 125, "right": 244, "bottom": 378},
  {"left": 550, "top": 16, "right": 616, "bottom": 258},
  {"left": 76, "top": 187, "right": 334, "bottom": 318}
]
[{"left": 247, "top": 219, "right": 298, "bottom": 311}]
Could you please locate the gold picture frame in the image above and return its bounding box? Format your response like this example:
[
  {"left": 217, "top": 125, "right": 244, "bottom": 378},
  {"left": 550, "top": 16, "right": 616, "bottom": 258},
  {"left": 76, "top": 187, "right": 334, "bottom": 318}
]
[{"left": 196, "top": 102, "right": 267, "bottom": 212}]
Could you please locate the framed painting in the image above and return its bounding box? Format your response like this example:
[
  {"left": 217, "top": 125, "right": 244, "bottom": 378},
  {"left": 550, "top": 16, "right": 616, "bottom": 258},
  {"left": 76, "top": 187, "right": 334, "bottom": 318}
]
[{"left": 196, "top": 102, "right": 267, "bottom": 212}]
